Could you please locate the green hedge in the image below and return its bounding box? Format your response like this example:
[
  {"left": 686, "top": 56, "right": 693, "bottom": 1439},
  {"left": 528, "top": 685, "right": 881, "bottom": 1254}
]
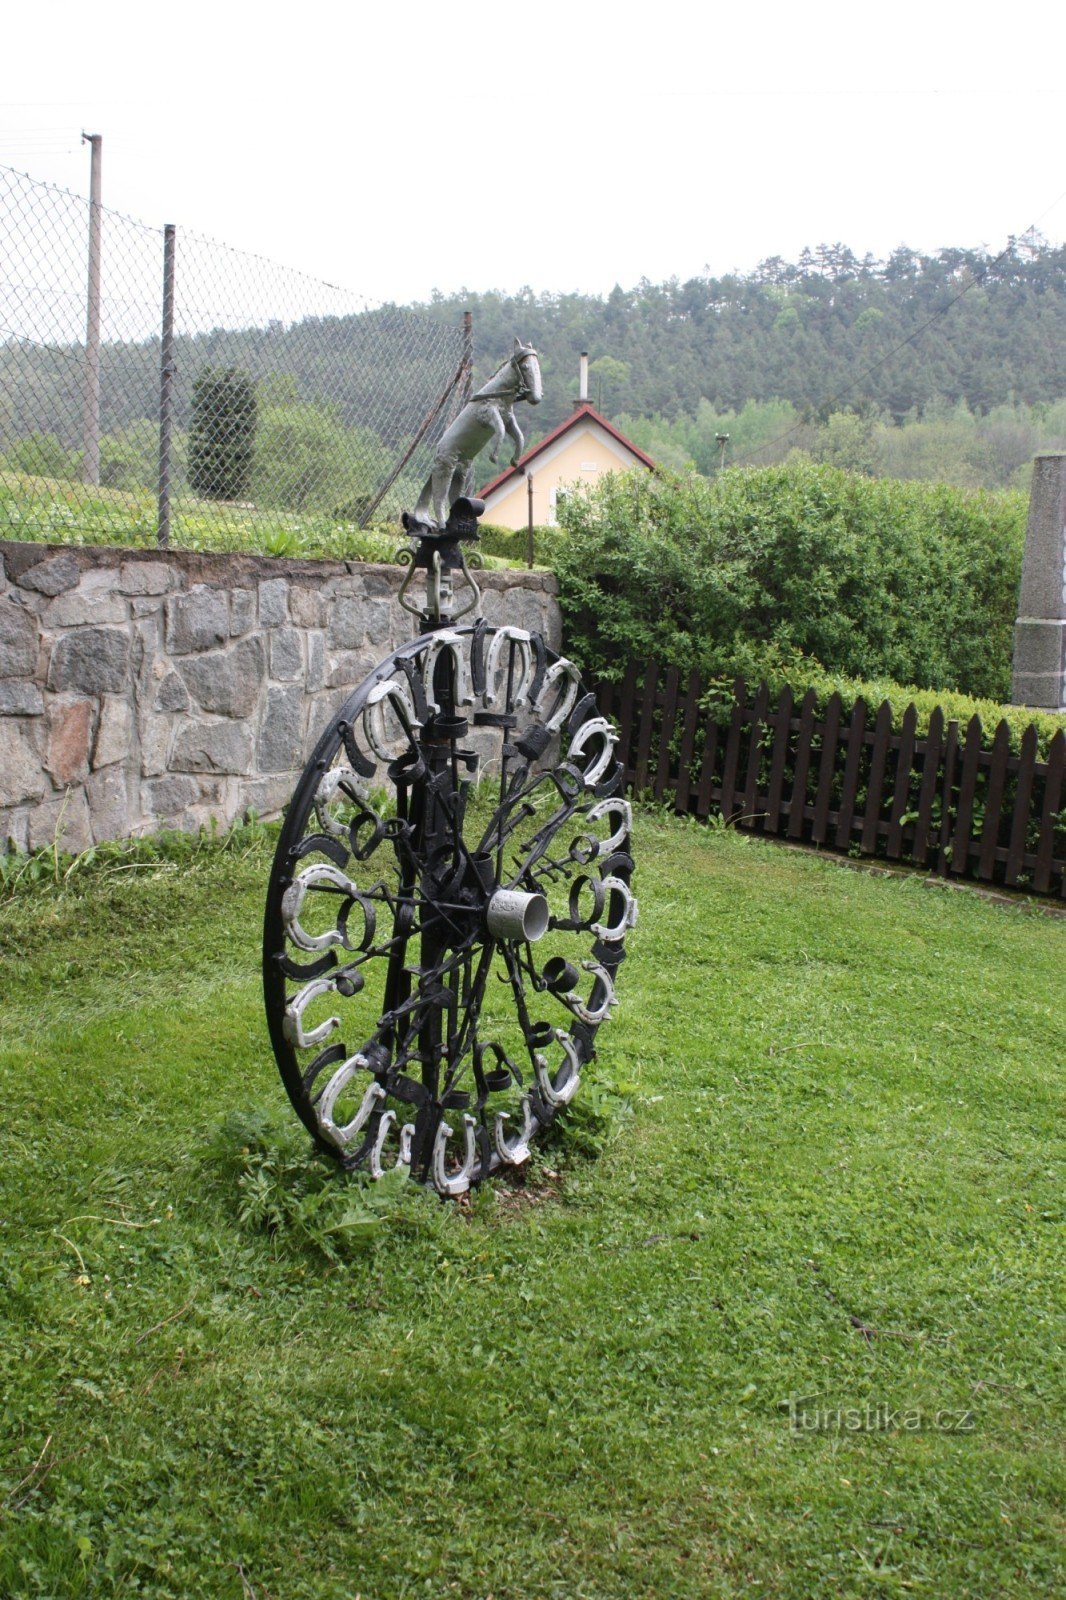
[
  {"left": 699, "top": 665, "right": 1066, "bottom": 761},
  {"left": 556, "top": 462, "right": 1027, "bottom": 702}
]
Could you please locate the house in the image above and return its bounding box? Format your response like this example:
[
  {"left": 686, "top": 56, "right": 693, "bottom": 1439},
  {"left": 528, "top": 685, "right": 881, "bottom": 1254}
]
[{"left": 478, "top": 353, "right": 655, "bottom": 529}]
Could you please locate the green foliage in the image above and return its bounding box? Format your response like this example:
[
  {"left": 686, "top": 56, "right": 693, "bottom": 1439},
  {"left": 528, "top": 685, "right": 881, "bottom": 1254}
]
[
  {"left": 420, "top": 236, "right": 1066, "bottom": 438},
  {"left": 214, "top": 1110, "right": 410, "bottom": 1263},
  {"left": 556, "top": 462, "right": 1026, "bottom": 701},
  {"left": 476, "top": 520, "right": 564, "bottom": 566},
  {"left": 251, "top": 399, "right": 390, "bottom": 514},
  {"left": 188, "top": 367, "right": 257, "bottom": 501},
  {"left": 1, "top": 431, "right": 81, "bottom": 480}
]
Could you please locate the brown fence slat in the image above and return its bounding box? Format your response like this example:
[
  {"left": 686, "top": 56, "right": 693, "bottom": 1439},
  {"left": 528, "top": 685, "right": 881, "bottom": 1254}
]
[
  {"left": 742, "top": 680, "right": 771, "bottom": 827},
  {"left": 597, "top": 678, "right": 615, "bottom": 724},
  {"left": 811, "top": 692, "right": 842, "bottom": 846},
  {"left": 834, "top": 697, "right": 867, "bottom": 849},
  {"left": 719, "top": 677, "right": 747, "bottom": 823},
  {"left": 615, "top": 658, "right": 640, "bottom": 785},
  {"left": 653, "top": 666, "right": 681, "bottom": 801},
  {"left": 632, "top": 659, "right": 660, "bottom": 796},
  {"left": 978, "top": 720, "right": 1012, "bottom": 881},
  {"left": 673, "top": 669, "right": 703, "bottom": 815},
  {"left": 938, "top": 719, "right": 959, "bottom": 876},
  {"left": 763, "top": 686, "right": 794, "bottom": 836},
  {"left": 1033, "top": 729, "right": 1065, "bottom": 895},
  {"left": 694, "top": 708, "right": 721, "bottom": 819},
  {"left": 1004, "top": 724, "right": 1038, "bottom": 887},
  {"left": 951, "top": 715, "right": 985, "bottom": 878},
  {"left": 786, "top": 689, "right": 818, "bottom": 840},
  {"left": 862, "top": 700, "right": 894, "bottom": 855},
  {"left": 886, "top": 703, "right": 918, "bottom": 859},
  {"left": 912, "top": 707, "right": 944, "bottom": 867}
]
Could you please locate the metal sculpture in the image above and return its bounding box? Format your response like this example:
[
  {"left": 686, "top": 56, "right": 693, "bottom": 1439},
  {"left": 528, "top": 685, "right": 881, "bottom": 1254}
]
[
  {"left": 413, "top": 338, "right": 542, "bottom": 529},
  {"left": 263, "top": 345, "right": 634, "bottom": 1196}
]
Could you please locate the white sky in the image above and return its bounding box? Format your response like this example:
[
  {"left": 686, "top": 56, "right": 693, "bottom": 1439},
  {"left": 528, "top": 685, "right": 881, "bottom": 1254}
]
[{"left": 3, "top": 0, "right": 1065, "bottom": 308}]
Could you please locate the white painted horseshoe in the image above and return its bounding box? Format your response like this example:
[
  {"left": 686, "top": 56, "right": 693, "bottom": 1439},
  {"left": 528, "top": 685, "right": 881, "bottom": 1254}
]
[
  {"left": 534, "top": 1030, "right": 582, "bottom": 1106},
  {"left": 282, "top": 977, "right": 340, "bottom": 1048},
  {"left": 422, "top": 630, "right": 474, "bottom": 714},
  {"left": 281, "top": 863, "right": 361, "bottom": 952},
  {"left": 313, "top": 767, "right": 368, "bottom": 837},
  {"left": 431, "top": 1113, "right": 478, "bottom": 1197},
  {"left": 317, "top": 1062, "right": 385, "bottom": 1149},
  {"left": 565, "top": 962, "right": 617, "bottom": 1025},
  {"left": 368, "top": 1108, "right": 396, "bottom": 1177},
  {"left": 364, "top": 678, "right": 421, "bottom": 762},
  {"left": 591, "top": 875, "right": 639, "bottom": 942},
  {"left": 567, "top": 717, "right": 617, "bottom": 788},
  {"left": 493, "top": 1095, "right": 538, "bottom": 1164},
  {"left": 485, "top": 627, "right": 535, "bottom": 710},
  {"left": 534, "top": 657, "right": 581, "bottom": 733},
  {"left": 584, "top": 796, "right": 632, "bottom": 857}
]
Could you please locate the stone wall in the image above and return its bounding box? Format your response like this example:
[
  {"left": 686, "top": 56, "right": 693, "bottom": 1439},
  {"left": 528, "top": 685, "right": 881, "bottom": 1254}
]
[{"left": 0, "top": 542, "right": 561, "bottom": 854}]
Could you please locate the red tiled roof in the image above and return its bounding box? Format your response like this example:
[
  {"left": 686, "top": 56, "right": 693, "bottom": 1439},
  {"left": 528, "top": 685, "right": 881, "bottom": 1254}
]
[{"left": 479, "top": 402, "right": 656, "bottom": 498}]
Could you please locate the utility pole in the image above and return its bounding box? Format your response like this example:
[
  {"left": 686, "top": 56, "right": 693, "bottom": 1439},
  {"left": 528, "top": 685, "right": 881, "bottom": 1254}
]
[
  {"left": 526, "top": 471, "right": 535, "bottom": 568},
  {"left": 81, "top": 133, "right": 102, "bottom": 486},
  {"left": 716, "top": 432, "right": 730, "bottom": 473}
]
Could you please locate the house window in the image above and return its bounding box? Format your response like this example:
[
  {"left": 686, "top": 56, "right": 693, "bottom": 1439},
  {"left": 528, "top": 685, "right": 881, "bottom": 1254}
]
[{"left": 548, "top": 486, "right": 569, "bottom": 528}]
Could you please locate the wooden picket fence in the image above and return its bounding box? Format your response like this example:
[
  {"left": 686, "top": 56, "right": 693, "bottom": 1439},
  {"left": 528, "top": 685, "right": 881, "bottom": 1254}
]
[{"left": 596, "top": 662, "right": 1066, "bottom": 900}]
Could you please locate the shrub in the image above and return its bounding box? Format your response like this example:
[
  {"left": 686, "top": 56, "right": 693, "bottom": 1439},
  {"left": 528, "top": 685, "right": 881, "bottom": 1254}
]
[
  {"left": 189, "top": 367, "right": 257, "bottom": 501},
  {"left": 556, "top": 462, "right": 1026, "bottom": 702}
]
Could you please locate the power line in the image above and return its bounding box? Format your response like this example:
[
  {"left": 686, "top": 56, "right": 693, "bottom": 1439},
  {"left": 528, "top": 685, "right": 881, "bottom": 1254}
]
[{"left": 728, "top": 186, "right": 1066, "bottom": 468}]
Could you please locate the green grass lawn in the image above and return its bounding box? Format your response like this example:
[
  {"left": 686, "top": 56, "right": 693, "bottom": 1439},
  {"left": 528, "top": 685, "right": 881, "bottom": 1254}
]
[{"left": 0, "top": 816, "right": 1062, "bottom": 1599}]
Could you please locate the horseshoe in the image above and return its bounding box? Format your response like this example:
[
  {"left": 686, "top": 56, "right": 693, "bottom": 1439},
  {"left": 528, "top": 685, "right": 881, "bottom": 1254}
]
[
  {"left": 567, "top": 717, "right": 618, "bottom": 788},
  {"left": 282, "top": 976, "right": 340, "bottom": 1048},
  {"left": 422, "top": 629, "right": 474, "bottom": 715},
  {"left": 493, "top": 1095, "right": 538, "bottom": 1164},
  {"left": 484, "top": 627, "right": 536, "bottom": 710},
  {"left": 281, "top": 863, "right": 361, "bottom": 952},
  {"left": 317, "top": 1059, "right": 385, "bottom": 1149},
  {"left": 534, "top": 657, "right": 581, "bottom": 733},
  {"left": 591, "top": 875, "right": 639, "bottom": 942},
  {"left": 431, "top": 1113, "right": 478, "bottom": 1197},
  {"left": 534, "top": 1030, "right": 582, "bottom": 1107},
  {"left": 364, "top": 678, "right": 422, "bottom": 762}
]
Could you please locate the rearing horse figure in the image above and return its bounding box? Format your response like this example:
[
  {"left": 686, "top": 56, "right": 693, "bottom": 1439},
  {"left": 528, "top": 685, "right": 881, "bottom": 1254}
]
[{"left": 413, "top": 338, "right": 542, "bottom": 528}]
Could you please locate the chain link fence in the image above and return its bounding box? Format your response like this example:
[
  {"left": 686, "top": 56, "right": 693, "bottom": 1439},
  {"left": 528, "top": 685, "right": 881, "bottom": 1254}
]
[{"left": 0, "top": 163, "right": 470, "bottom": 554}]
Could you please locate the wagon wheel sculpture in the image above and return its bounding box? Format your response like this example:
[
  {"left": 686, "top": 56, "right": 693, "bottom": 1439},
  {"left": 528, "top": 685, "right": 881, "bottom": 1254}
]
[{"left": 262, "top": 348, "right": 636, "bottom": 1195}]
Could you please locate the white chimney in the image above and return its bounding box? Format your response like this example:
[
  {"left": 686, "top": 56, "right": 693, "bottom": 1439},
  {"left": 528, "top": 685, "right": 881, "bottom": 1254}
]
[{"left": 577, "top": 351, "right": 589, "bottom": 407}]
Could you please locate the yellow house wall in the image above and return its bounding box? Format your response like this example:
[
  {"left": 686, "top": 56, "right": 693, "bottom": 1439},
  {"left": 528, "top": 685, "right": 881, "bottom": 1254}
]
[{"left": 481, "top": 418, "right": 649, "bottom": 529}]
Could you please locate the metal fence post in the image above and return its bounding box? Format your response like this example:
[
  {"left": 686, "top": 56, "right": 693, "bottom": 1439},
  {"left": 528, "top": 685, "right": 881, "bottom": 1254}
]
[
  {"left": 81, "top": 133, "right": 102, "bottom": 486},
  {"left": 158, "top": 224, "right": 176, "bottom": 548}
]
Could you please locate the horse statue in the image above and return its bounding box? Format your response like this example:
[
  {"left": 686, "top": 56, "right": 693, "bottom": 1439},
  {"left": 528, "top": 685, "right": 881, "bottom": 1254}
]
[{"left": 412, "top": 338, "right": 542, "bottom": 529}]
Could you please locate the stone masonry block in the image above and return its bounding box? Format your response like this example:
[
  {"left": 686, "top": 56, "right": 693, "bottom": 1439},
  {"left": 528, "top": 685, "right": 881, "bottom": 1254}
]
[
  {"left": 290, "top": 586, "right": 328, "bottom": 628},
  {"left": 0, "top": 718, "right": 46, "bottom": 807},
  {"left": 47, "top": 627, "right": 130, "bottom": 694},
  {"left": 269, "top": 629, "right": 303, "bottom": 681},
  {"left": 0, "top": 596, "right": 38, "bottom": 677},
  {"left": 327, "top": 596, "right": 365, "bottom": 650},
  {"left": 44, "top": 588, "right": 127, "bottom": 627},
  {"left": 118, "top": 561, "right": 175, "bottom": 596},
  {"left": 258, "top": 578, "right": 290, "bottom": 628},
  {"left": 170, "top": 720, "right": 254, "bottom": 775},
  {"left": 177, "top": 636, "right": 265, "bottom": 718},
  {"left": 19, "top": 552, "right": 81, "bottom": 596},
  {"left": 165, "top": 586, "right": 230, "bottom": 654},
  {"left": 0, "top": 680, "right": 44, "bottom": 716},
  {"left": 230, "top": 588, "right": 255, "bottom": 636},
  {"left": 154, "top": 670, "right": 190, "bottom": 713},
  {"left": 86, "top": 767, "right": 131, "bottom": 843},
  {"left": 45, "top": 697, "right": 94, "bottom": 786},
  {"left": 257, "top": 683, "right": 306, "bottom": 772},
  {"left": 306, "top": 631, "right": 326, "bottom": 691},
  {"left": 143, "top": 774, "right": 199, "bottom": 817},
  {"left": 26, "top": 788, "right": 93, "bottom": 855},
  {"left": 0, "top": 806, "right": 30, "bottom": 853},
  {"left": 92, "top": 695, "right": 133, "bottom": 769}
]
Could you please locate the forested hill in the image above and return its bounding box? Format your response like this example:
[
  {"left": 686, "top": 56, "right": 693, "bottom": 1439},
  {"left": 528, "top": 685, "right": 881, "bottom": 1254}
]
[{"left": 418, "top": 240, "right": 1066, "bottom": 434}]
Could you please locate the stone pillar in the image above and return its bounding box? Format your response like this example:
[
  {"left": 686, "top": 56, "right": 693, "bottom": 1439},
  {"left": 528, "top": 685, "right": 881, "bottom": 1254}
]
[{"left": 1012, "top": 454, "right": 1066, "bottom": 710}]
